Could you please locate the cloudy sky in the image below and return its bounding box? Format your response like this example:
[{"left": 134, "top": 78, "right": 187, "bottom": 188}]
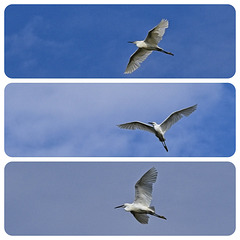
[
  {"left": 4, "top": 83, "right": 235, "bottom": 157},
  {"left": 4, "top": 4, "right": 235, "bottom": 78},
  {"left": 5, "top": 162, "right": 235, "bottom": 235}
]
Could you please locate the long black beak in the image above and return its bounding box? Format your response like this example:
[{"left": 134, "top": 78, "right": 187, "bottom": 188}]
[
  {"left": 128, "top": 41, "right": 134, "bottom": 43},
  {"left": 148, "top": 122, "right": 153, "bottom": 125},
  {"left": 114, "top": 204, "right": 124, "bottom": 209}
]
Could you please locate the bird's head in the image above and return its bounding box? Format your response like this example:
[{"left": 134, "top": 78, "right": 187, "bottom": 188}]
[
  {"left": 148, "top": 122, "right": 157, "bottom": 126},
  {"left": 115, "top": 204, "right": 124, "bottom": 209},
  {"left": 115, "top": 203, "right": 132, "bottom": 212},
  {"left": 114, "top": 204, "right": 125, "bottom": 209},
  {"left": 128, "top": 41, "right": 138, "bottom": 45}
]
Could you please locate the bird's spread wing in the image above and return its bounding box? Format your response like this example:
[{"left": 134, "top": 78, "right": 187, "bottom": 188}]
[
  {"left": 160, "top": 104, "right": 197, "bottom": 134},
  {"left": 144, "top": 19, "right": 169, "bottom": 45},
  {"left": 131, "top": 212, "right": 149, "bottom": 224},
  {"left": 134, "top": 167, "right": 158, "bottom": 207},
  {"left": 117, "top": 121, "right": 155, "bottom": 134},
  {"left": 124, "top": 48, "right": 152, "bottom": 74}
]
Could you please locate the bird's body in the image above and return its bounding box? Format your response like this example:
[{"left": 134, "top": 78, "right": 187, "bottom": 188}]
[
  {"left": 133, "top": 41, "right": 158, "bottom": 51},
  {"left": 117, "top": 104, "right": 197, "bottom": 152},
  {"left": 125, "top": 19, "right": 174, "bottom": 74},
  {"left": 151, "top": 123, "right": 165, "bottom": 141},
  {"left": 121, "top": 203, "right": 152, "bottom": 213},
  {"left": 115, "top": 167, "right": 166, "bottom": 224}
]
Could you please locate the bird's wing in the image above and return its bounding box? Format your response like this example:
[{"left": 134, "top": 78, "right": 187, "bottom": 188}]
[
  {"left": 131, "top": 212, "right": 149, "bottom": 224},
  {"left": 144, "top": 19, "right": 169, "bottom": 45},
  {"left": 160, "top": 104, "right": 197, "bottom": 134},
  {"left": 117, "top": 121, "right": 155, "bottom": 134},
  {"left": 124, "top": 48, "right": 152, "bottom": 74},
  {"left": 134, "top": 167, "right": 158, "bottom": 207}
]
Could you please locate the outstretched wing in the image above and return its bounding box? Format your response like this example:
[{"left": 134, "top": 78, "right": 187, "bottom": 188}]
[
  {"left": 145, "top": 19, "right": 169, "bottom": 45},
  {"left": 134, "top": 167, "right": 158, "bottom": 207},
  {"left": 160, "top": 104, "right": 197, "bottom": 134},
  {"left": 117, "top": 121, "right": 155, "bottom": 134},
  {"left": 124, "top": 48, "right": 152, "bottom": 74},
  {"left": 131, "top": 212, "right": 149, "bottom": 224}
]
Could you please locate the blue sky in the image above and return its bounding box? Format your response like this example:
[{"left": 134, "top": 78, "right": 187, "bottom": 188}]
[
  {"left": 4, "top": 4, "right": 235, "bottom": 78},
  {"left": 5, "top": 162, "right": 235, "bottom": 235},
  {"left": 4, "top": 83, "right": 235, "bottom": 157}
]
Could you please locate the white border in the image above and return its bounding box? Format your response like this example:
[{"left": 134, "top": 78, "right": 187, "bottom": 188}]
[{"left": 0, "top": 1, "right": 238, "bottom": 239}]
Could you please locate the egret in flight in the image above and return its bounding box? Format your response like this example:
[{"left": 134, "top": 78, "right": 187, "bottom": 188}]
[
  {"left": 117, "top": 104, "right": 197, "bottom": 152},
  {"left": 115, "top": 167, "right": 166, "bottom": 224},
  {"left": 124, "top": 19, "right": 174, "bottom": 74}
]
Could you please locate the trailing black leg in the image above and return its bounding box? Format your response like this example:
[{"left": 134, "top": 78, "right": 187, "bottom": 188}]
[
  {"left": 149, "top": 211, "right": 167, "bottom": 220},
  {"left": 153, "top": 213, "right": 167, "bottom": 220},
  {"left": 157, "top": 48, "right": 174, "bottom": 56},
  {"left": 162, "top": 141, "right": 168, "bottom": 152}
]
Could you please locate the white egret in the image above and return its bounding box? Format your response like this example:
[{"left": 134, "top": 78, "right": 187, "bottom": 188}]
[
  {"left": 124, "top": 19, "right": 174, "bottom": 74},
  {"left": 117, "top": 104, "right": 197, "bottom": 152},
  {"left": 115, "top": 167, "right": 166, "bottom": 224}
]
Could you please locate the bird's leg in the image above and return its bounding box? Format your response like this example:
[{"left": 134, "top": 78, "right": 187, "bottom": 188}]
[
  {"left": 150, "top": 212, "right": 167, "bottom": 220},
  {"left": 162, "top": 141, "right": 168, "bottom": 152},
  {"left": 154, "top": 213, "right": 167, "bottom": 220},
  {"left": 158, "top": 48, "right": 174, "bottom": 56},
  {"left": 163, "top": 50, "right": 174, "bottom": 56}
]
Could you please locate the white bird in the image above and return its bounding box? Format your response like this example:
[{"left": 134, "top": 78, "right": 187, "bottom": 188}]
[
  {"left": 117, "top": 104, "right": 197, "bottom": 152},
  {"left": 124, "top": 19, "right": 174, "bottom": 74},
  {"left": 115, "top": 167, "right": 166, "bottom": 224}
]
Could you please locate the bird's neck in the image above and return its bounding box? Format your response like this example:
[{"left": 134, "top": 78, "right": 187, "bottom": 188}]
[
  {"left": 124, "top": 203, "right": 133, "bottom": 212},
  {"left": 135, "top": 41, "right": 146, "bottom": 48}
]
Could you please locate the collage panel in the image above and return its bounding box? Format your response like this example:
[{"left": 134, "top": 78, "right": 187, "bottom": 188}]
[
  {"left": 4, "top": 162, "right": 235, "bottom": 236},
  {"left": 4, "top": 4, "right": 235, "bottom": 78},
  {"left": 4, "top": 83, "right": 235, "bottom": 157}
]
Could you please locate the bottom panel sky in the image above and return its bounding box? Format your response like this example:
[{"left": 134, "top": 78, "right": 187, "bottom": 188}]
[{"left": 4, "top": 162, "right": 235, "bottom": 235}]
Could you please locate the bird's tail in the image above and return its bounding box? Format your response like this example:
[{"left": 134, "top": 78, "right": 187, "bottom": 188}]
[{"left": 162, "top": 141, "right": 168, "bottom": 152}]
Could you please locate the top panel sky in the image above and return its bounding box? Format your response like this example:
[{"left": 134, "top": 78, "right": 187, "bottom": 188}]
[{"left": 4, "top": 4, "right": 235, "bottom": 78}]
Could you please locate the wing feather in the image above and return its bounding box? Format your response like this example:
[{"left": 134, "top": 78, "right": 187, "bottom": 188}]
[
  {"left": 160, "top": 104, "right": 197, "bottom": 134},
  {"left": 131, "top": 212, "right": 149, "bottom": 224},
  {"left": 145, "top": 19, "right": 169, "bottom": 45},
  {"left": 124, "top": 48, "right": 152, "bottom": 74},
  {"left": 134, "top": 167, "right": 158, "bottom": 207},
  {"left": 117, "top": 121, "right": 155, "bottom": 134}
]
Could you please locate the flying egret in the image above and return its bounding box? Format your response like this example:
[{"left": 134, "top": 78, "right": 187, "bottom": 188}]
[
  {"left": 115, "top": 167, "right": 166, "bottom": 224},
  {"left": 117, "top": 104, "right": 197, "bottom": 152},
  {"left": 124, "top": 19, "right": 174, "bottom": 74}
]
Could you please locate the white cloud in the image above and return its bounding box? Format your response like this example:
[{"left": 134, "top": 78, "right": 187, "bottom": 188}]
[{"left": 5, "top": 83, "right": 235, "bottom": 156}]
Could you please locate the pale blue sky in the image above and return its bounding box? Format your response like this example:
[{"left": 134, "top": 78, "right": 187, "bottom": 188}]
[
  {"left": 4, "top": 83, "right": 235, "bottom": 157},
  {"left": 4, "top": 4, "right": 235, "bottom": 78}
]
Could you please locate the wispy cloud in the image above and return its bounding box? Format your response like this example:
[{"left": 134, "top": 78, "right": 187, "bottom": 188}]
[
  {"left": 5, "top": 5, "right": 235, "bottom": 77},
  {"left": 5, "top": 83, "right": 235, "bottom": 157}
]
